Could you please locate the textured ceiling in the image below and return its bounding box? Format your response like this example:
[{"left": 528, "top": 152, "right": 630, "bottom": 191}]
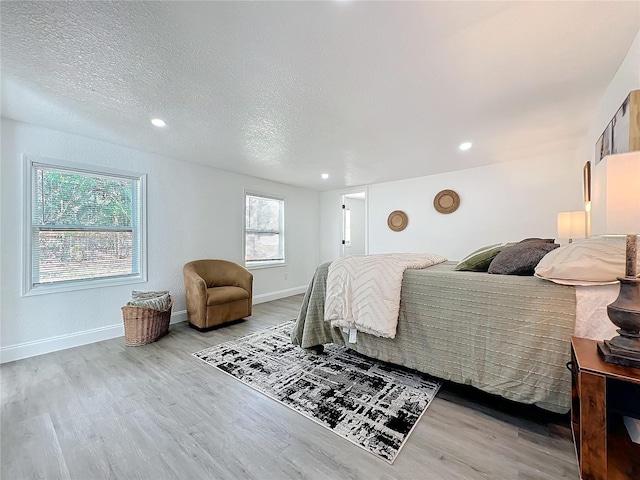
[{"left": 2, "top": 2, "right": 639, "bottom": 191}]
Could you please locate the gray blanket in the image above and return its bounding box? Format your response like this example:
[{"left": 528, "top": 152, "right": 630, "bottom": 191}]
[{"left": 292, "top": 261, "right": 576, "bottom": 413}]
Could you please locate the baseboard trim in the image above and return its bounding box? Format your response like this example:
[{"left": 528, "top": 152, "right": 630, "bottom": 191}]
[
  {"left": 253, "top": 285, "right": 307, "bottom": 305},
  {"left": 1, "top": 310, "right": 189, "bottom": 364},
  {"left": 1, "top": 288, "right": 304, "bottom": 364},
  {"left": 170, "top": 309, "right": 188, "bottom": 325}
]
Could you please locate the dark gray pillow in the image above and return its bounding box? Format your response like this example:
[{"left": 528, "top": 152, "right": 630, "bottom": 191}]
[
  {"left": 488, "top": 241, "right": 559, "bottom": 276},
  {"left": 518, "top": 238, "right": 555, "bottom": 244}
]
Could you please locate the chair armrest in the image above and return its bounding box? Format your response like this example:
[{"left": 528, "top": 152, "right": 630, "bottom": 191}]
[
  {"left": 184, "top": 268, "right": 206, "bottom": 297},
  {"left": 183, "top": 265, "right": 207, "bottom": 324},
  {"left": 233, "top": 267, "right": 253, "bottom": 296}
]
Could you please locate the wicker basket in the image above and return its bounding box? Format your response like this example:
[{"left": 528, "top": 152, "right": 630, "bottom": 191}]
[{"left": 122, "top": 296, "right": 173, "bottom": 347}]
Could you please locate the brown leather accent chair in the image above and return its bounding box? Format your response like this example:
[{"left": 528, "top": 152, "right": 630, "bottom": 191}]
[{"left": 183, "top": 259, "right": 253, "bottom": 330}]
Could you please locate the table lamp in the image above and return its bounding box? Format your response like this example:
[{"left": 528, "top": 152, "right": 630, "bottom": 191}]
[
  {"left": 592, "top": 152, "right": 640, "bottom": 367},
  {"left": 557, "top": 211, "right": 586, "bottom": 243}
]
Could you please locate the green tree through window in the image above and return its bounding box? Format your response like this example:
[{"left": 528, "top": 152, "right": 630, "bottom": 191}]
[
  {"left": 27, "top": 160, "right": 146, "bottom": 291},
  {"left": 245, "top": 193, "right": 285, "bottom": 266}
]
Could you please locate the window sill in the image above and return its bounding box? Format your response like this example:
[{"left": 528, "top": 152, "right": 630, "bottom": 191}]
[
  {"left": 245, "top": 262, "right": 287, "bottom": 271},
  {"left": 23, "top": 274, "right": 147, "bottom": 297}
]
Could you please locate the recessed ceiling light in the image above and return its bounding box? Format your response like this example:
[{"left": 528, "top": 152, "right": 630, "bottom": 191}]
[
  {"left": 321, "top": 173, "right": 329, "bottom": 180},
  {"left": 459, "top": 142, "right": 472, "bottom": 151},
  {"left": 151, "top": 118, "right": 167, "bottom": 128}
]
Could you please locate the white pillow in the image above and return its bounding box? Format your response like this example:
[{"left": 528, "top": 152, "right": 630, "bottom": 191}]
[{"left": 534, "top": 236, "right": 638, "bottom": 285}]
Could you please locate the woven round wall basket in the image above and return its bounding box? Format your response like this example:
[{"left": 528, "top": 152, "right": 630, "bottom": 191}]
[
  {"left": 387, "top": 210, "right": 408, "bottom": 231},
  {"left": 433, "top": 190, "right": 460, "bottom": 214}
]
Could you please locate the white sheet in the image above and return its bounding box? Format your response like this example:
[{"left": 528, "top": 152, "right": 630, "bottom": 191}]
[
  {"left": 574, "top": 283, "right": 620, "bottom": 341},
  {"left": 324, "top": 253, "right": 447, "bottom": 338}
]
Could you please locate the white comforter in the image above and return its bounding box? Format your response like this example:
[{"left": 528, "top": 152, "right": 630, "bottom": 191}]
[{"left": 324, "top": 253, "right": 447, "bottom": 338}]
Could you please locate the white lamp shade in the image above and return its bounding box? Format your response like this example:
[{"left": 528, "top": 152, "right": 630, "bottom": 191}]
[
  {"left": 557, "top": 211, "right": 586, "bottom": 239},
  {"left": 591, "top": 153, "right": 640, "bottom": 235}
]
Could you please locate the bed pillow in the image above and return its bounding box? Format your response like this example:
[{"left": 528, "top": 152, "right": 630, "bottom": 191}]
[
  {"left": 454, "top": 242, "right": 515, "bottom": 272},
  {"left": 488, "top": 240, "right": 559, "bottom": 276},
  {"left": 518, "top": 237, "right": 555, "bottom": 244},
  {"left": 535, "top": 236, "right": 638, "bottom": 285}
]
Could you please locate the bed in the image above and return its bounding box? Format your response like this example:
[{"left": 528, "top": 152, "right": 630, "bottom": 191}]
[{"left": 291, "top": 260, "right": 613, "bottom": 414}]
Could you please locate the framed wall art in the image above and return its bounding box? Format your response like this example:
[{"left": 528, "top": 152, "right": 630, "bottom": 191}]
[{"left": 595, "top": 89, "right": 639, "bottom": 164}]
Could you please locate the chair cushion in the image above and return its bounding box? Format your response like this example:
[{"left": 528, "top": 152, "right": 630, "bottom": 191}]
[{"left": 206, "top": 286, "right": 250, "bottom": 305}]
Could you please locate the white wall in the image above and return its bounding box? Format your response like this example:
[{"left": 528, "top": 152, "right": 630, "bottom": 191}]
[
  {"left": 585, "top": 29, "right": 640, "bottom": 163},
  {"left": 1, "top": 119, "right": 319, "bottom": 361},
  {"left": 584, "top": 29, "right": 640, "bottom": 236},
  {"left": 321, "top": 151, "right": 584, "bottom": 262},
  {"left": 319, "top": 30, "right": 640, "bottom": 263}
]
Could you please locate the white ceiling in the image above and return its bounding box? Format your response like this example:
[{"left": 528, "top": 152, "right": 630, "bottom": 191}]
[{"left": 2, "top": 2, "right": 639, "bottom": 191}]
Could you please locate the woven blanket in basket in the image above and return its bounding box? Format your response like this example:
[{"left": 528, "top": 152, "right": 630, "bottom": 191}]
[{"left": 122, "top": 296, "right": 173, "bottom": 346}]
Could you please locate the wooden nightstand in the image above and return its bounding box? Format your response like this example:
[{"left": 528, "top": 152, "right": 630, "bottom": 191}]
[{"left": 570, "top": 336, "right": 640, "bottom": 480}]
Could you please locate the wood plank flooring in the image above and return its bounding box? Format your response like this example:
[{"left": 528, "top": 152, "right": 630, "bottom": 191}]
[{"left": 1, "top": 294, "right": 579, "bottom": 480}]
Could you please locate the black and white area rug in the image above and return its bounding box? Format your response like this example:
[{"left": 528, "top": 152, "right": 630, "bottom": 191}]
[{"left": 193, "top": 322, "right": 441, "bottom": 463}]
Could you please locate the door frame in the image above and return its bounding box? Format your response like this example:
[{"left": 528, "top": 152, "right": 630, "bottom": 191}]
[{"left": 339, "top": 187, "right": 368, "bottom": 257}]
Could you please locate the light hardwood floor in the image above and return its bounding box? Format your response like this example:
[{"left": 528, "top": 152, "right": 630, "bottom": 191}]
[{"left": 1, "top": 294, "right": 579, "bottom": 480}]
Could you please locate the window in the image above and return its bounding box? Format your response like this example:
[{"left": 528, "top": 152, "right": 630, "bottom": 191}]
[
  {"left": 25, "top": 157, "right": 146, "bottom": 294},
  {"left": 244, "top": 193, "right": 285, "bottom": 267}
]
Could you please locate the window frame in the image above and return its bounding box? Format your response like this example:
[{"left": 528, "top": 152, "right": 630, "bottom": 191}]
[
  {"left": 243, "top": 190, "right": 286, "bottom": 270},
  {"left": 22, "top": 155, "right": 148, "bottom": 296}
]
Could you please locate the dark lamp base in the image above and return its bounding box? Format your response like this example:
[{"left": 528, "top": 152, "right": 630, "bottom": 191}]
[
  {"left": 598, "top": 340, "right": 640, "bottom": 369},
  {"left": 598, "top": 234, "right": 640, "bottom": 369},
  {"left": 599, "top": 273, "right": 640, "bottom": 369}
]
